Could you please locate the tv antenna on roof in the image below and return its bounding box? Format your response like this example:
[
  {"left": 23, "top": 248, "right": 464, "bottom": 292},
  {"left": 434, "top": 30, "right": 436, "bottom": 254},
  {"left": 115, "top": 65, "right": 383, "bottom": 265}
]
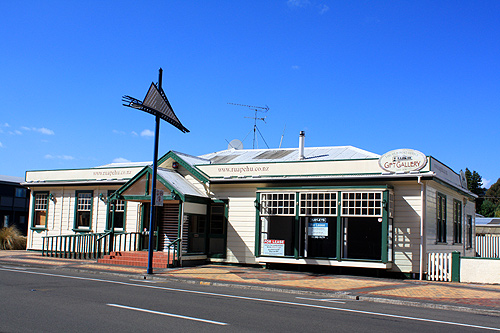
[{"left": 228, "top": 102, "right": 270, "bottom": 149}]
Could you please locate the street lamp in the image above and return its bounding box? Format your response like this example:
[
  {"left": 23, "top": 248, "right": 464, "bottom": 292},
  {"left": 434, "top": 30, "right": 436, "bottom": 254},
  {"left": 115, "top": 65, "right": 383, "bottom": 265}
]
[{"left": 123, "top": 68, "right": 189, "bottom": 274}]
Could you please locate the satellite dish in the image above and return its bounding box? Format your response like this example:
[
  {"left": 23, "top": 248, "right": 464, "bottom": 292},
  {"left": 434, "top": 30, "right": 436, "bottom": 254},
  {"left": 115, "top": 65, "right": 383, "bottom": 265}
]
[{"left": 228, "top": 139, "right": 244, "bottom": 150}]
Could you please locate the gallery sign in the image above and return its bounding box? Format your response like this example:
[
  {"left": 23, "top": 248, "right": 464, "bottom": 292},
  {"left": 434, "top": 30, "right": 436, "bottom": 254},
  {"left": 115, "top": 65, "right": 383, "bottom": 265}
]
[{"left": 378, "top": 149, "right": 427, "bottom": 173}]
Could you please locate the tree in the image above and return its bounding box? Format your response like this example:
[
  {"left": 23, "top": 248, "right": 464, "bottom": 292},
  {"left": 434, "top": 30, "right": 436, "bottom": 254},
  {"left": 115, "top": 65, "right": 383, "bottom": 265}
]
[
  {"left": 485, "top": 178, "right": 500, "bottom": 206},
  {"left": 465, "top": 168, "right": 484, "bottom": 195},
  {"left": 480, "top": 200, "right": 497, "bottom": 217},
  {"left": 465, "top": 168, "right": 486, "bottom": 214},
  {"left": 479, "top": 178, "right": 500, "bottom": 217}
]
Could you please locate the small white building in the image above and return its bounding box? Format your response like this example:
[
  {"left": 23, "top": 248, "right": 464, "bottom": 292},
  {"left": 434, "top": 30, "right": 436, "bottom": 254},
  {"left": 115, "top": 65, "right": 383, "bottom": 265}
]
[{"left": 24, "top": 134, "right": 476, "bottom": 278}]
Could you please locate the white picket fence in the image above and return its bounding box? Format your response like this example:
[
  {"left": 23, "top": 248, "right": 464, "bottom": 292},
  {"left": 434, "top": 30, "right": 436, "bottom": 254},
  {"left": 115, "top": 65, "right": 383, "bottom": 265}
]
[
  {"left": 475, "top": 235, "right": 500, "bottom": 258},
  {"left": 427, "top": 252, "right": 452, "bottom": 281}
]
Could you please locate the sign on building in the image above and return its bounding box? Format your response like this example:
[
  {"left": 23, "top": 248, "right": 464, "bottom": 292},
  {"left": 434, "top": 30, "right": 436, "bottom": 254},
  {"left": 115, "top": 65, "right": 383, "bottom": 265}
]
[
  {"left": 378, "top": 148, "right": 427, "bottom": 173},
  {"left": 262, "top": 239, "right": 285, "bottom": 256}
]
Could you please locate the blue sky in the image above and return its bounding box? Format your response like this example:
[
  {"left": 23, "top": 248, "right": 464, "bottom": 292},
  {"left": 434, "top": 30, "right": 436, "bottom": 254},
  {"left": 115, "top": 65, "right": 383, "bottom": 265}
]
[{"left": 1, "top": 1, "right": 499, "bottom": 187}]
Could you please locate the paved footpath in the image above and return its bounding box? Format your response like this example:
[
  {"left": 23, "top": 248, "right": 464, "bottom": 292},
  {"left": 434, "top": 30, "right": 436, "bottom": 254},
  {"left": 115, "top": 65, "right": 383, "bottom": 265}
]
[{"left": 1, "top": 250, "right": 499, "bottom": 315}]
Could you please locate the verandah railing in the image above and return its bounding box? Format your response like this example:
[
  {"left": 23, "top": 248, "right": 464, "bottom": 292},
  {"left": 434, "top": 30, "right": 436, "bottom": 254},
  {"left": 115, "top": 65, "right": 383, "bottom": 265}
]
[
  {"left": 165, "top": 238, "right": 181, "bottom": 268},
  {"left": 42, "top": 231, "right": 155, "bottom": 260}
]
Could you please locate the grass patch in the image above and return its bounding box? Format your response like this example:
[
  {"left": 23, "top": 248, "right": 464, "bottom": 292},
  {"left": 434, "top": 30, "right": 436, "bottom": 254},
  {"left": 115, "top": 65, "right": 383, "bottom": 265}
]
[{"left": 0, "top": 226, "right": 27, "bottom": 250}]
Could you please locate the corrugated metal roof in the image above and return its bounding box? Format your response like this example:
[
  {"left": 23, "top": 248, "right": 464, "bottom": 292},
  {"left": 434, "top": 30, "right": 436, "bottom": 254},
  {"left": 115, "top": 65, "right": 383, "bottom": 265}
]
[
  {"left": 0, "top": 175, "right": 24, "bottom": 184},
  {"left": 95, "top": 162, "right": 151, "bottom": 168},
  {"left": 198, "top": 146, "right": 379, "bottom": 164},
  {"left": 156, "top": 168, "right": 208, "bottom": 198},
  {"left": 172, "top": 151, "right": 210, "bottom": 167},
  {"left": 476, "top": 218, "right": 500, "bottom": 226}
]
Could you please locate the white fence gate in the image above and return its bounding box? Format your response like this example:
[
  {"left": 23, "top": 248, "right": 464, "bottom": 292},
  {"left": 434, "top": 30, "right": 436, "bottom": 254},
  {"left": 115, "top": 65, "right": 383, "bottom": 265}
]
[
  {"left": 475, "top": 235, "right": 500, "bottom": 258},
  {"left": 427, "top": 252, "right": 452, "bottom": 281}
]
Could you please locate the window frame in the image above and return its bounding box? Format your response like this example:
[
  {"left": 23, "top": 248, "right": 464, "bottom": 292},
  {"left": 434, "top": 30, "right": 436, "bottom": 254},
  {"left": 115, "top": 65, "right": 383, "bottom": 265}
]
[
  {"left": 260, "top": 192, "right": 296, "bottom": 216},
  {"left": 106, "top": 190, "right": 127, "bottom": 232},
  {"left": 436, "top": 192, "right": 447, "bottom": 243},
  {"left": 256, "top": 187, "right": 392, "bottom": 263},
  {"left": 466, "top": 214, "right": 473, "bottom": 249},
  {"left": 31, "top": 191, "right": 49, "bottom": 230},
  {"left": 341, "top": 191, "right": 383, "bottom": 217},
  {"left": 453, "top": 199, "right": 462, "bottom": 244},
  {"left": 299, "top": 191, "right": 338, "bottom": 216},
  {"left": 15, "top": 187, "right": 27, "bottom": 198},
  {"left": 73, "top": 190, "right": 93, "bottom": 232}
]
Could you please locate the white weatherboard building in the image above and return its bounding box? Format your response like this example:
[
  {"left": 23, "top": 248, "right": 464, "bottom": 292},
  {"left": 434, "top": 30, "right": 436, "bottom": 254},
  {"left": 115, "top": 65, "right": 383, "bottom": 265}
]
[{"left": 24, "top": 134, "right": 476, "bottom": 278}]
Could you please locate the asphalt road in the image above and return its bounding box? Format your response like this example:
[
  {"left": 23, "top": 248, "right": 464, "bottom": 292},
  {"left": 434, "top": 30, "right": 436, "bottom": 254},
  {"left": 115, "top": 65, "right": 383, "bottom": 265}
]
[{"left": 1, "top": 266, "right": 499, "bottom": 332}]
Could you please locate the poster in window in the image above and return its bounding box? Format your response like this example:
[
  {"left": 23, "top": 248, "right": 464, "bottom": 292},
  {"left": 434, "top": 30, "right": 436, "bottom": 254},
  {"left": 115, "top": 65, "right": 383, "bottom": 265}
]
[
  {"left": 308, "top": 217, "right": 328, "bottom": 238},
  {"left": 262, "top": 239, "right": 285, "bottom": 256}
]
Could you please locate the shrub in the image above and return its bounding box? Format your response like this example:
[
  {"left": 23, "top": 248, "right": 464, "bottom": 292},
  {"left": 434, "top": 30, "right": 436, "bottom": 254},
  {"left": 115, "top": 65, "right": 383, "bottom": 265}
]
[{"left": 0, "top": 226, "right": 27, "bottom": 250}]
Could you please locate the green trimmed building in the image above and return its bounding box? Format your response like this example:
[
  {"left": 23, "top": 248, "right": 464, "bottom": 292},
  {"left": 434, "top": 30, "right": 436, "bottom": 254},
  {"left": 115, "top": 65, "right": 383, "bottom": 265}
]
[{"left": 24, "top": 136, "right": 476, "bottom": 277}]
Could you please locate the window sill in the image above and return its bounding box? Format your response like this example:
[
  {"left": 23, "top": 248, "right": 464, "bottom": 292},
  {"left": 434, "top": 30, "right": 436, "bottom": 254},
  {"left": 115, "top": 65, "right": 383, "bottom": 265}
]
[
  {"left": 104, "top": 229, "right": 126, "bottom": 233},
  {"left": 72, "top": 228, "right": 91, "bottom": 233},
  {"left": 30, "top": 227, "right": 48, "bottom": 231}
]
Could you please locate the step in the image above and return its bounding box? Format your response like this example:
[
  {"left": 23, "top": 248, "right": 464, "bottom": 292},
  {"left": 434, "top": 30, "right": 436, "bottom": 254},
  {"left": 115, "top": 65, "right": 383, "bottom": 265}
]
[
  {"left": 97, "top": 251, "right": 177, "bottom": 268},
  {"left": 97, "top": 258, "right": 172, "bottom": 268}
]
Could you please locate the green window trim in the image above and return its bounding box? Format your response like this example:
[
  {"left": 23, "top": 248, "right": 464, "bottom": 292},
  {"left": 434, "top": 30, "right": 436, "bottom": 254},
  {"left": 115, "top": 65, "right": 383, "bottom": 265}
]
[
  {"left": 255, "top": 188, "right": 392, "bottom": 264},
  {"left": 30, "top": 191, "right": 50, "bottom": 230},
  {"left": 73, "top": 190, "right": 94, "bottom": 231},
  {"left": 105, "top": 190, "right": 127, "bottom": 232}
]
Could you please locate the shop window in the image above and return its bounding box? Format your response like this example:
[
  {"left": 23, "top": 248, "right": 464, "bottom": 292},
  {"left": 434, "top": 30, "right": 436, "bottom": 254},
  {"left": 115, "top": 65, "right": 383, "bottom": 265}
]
[
  {"left": 260, "top": 192, "right": 296, "bottom": 257},
  {"left": 342, "top": 217, "right": 382, "bottom": 260},
  {"left": 453, "top": 200, "right": 462, "bottom": 244},
  {"left": 341, "top": 192, "right": 382, "bottom": 216},
  {"left": 260, "top": 193, "right": 295, "bottom": 216},
  {"left": 32, "top": 192, "right": 49, "bottom": 229},
  {"left": 261, "top": 216, "right": 295, "bottom": 257},
  {"left": 436, "top": 193, "right": 447, "bottom": 243},
  {"left": 305, "top": 216, "right": 336, "bottom": 258},
  {"left": 74, "top": 191, "right": 93, "bottom": 230},
  {"left": 299, "top": 192, "right": 337, "bottom": 216}
]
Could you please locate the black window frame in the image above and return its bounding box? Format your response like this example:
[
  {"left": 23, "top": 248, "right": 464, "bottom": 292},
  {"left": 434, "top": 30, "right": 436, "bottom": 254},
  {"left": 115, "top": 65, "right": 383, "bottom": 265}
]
[
  {"left": 453, "top": 199, "right": 462, "bottom": 244},
  {"left": 436, "top": 193, "right": 447, "bottom": 243}
]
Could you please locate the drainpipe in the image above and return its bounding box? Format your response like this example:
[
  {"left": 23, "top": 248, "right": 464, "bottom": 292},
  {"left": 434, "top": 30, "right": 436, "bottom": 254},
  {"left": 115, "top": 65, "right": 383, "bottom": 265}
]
[
  {"left": 299, "top": 131, "right": 305, "bottom": 160},
  {"left": 418, "top": 176, "right": 426, "bottom": 280}
]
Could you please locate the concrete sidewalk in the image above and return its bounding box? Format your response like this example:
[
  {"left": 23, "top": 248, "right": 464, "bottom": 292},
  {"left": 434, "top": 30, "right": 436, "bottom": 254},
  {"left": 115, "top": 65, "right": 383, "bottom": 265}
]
[{"left": 1, "top": 250, "right": 499, "bottom": 315}]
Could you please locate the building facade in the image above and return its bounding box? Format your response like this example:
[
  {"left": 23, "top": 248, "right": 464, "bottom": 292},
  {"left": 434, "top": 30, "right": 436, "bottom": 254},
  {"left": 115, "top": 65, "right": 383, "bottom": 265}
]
[
  {"left": 24, "top": 138, "right": 476, "bottom": 277},
  {"left": 0, "top": 175, "right": 30, "bottom": 234}
]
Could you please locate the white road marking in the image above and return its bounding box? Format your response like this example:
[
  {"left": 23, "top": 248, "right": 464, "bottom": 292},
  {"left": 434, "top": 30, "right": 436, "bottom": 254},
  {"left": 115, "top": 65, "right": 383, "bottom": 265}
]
[
  {"left": 129, "top": 279, "right": 157, "bottom": 283},
  {"left": 296, "top": 296, "right": 346, "bottom": 304},
  {"left": 1, "top": 265, "right": 27, "bottom": 270},
  {"left": 107, "top": 303, "right": 228, "bottom": 326},
  {"left": 1, "top": 267, "right": 499, "bottom": 331}
]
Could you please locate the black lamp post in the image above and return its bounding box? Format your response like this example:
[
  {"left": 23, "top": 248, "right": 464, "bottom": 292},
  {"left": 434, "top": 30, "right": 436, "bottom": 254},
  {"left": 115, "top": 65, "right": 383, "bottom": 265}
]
[{"left": 123, "top": 68, "right": 189, "bottom": 274}]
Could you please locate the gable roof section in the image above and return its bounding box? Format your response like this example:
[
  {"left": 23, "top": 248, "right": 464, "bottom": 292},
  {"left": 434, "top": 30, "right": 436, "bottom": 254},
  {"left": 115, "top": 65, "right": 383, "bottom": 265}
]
[
  {"left": 157, "top": 150, "right": 210, "bottom": 183},
  {"left": 110, "top": 165, "right": 208, "bottom": 202}
]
